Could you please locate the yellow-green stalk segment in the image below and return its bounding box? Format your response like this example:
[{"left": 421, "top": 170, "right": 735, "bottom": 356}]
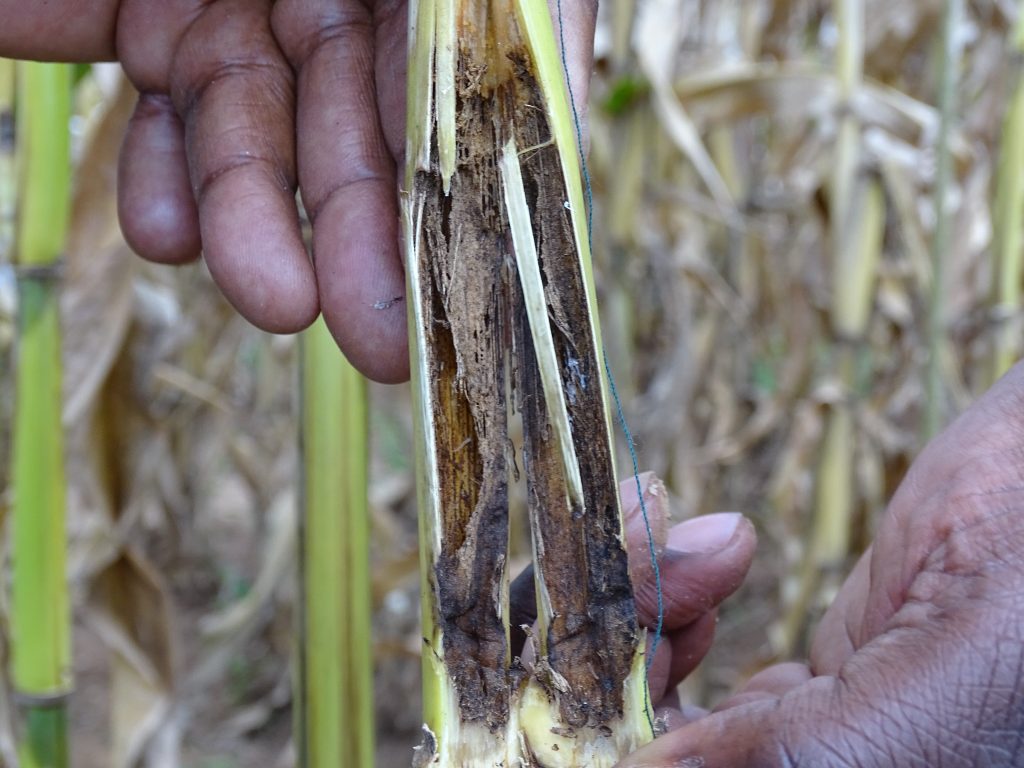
[
  {"left": 990, "top": 5, "right": 1024, "bottom": 383},
  {"left": 10, "top": 61, "right": 73, "bottom": 768},
  {"left": 297, "top": 316, "right": 374, "bottom": 768},
  {"left": 404, "top": 2, "right": 652, "bottom": 766}
]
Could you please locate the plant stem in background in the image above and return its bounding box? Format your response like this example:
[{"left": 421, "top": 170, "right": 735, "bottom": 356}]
[
  {"left": 989, "top": 5, "right": 1024, "bottom": 384},
  {"left": 925, "top": 0, "right": 960, "bottom": 439},
  {"left": 403, "top": 1, "right": 652, "bottom": 765},
  {"left": 781, "top": 0, "right": 885, "bottom": 653},
  {"left": 11, "top": 61, "right": 73, "bottom": 768},
  {"left": 297, "top": 316, "right": 374, "bottom": 768}
]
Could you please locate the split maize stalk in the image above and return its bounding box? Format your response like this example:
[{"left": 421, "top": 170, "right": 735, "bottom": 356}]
[
  {"left": 990, "top": 5, "right": 1024, "bottom": 383},
  {"left": 297, "top": 316, "right": 374, "bottom": 768},
  {"left": 402, "top": 2, "right": 653, "bottom": 765},
  {"left": 10, "top": 61, "right": 73, "bottom": 768}
]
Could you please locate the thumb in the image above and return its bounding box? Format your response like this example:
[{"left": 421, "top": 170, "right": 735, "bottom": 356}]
[
  {"left": 617, "top": 630, "right": 997, "bottom": 768},
  {"left": 615, "top": 675, "right": 874, "bottom": 767}
]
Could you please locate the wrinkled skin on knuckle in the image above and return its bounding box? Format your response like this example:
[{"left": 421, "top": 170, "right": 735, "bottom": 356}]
[
  {"left": 860, "top": 571, "right": 1023, "bottom": 762},
  {"left": 884, "top": 500, "right": 1024, "bottom": 762},
  {"left": 771, "top": 541, "right": 1024, "bottom": 767}
]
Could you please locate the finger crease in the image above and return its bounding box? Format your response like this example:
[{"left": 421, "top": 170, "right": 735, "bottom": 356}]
[
  {"left": 308, "top": 174, "right": 390, "bottom": 224},
  {"left": 178, "top": 59, "right": 293, "bottom": 114},
  {"left": 288, "top": 17, "right": 373, "bottom": 66},
  {"left": 196, "top": 156, "right": 293, "bottom": 207}
]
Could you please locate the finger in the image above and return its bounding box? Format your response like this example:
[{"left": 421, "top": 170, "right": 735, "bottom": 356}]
[
  {"left": 665, "top": 609, "right": 717, "bottom": 689},
  {"left": 372, "top": 0, "right": 409, "bottom": 161},
  {"left": 547, "top": 0, "right": 598, "bottom": 133},
  {"left": 116, "top": 0, "right": 203, "bottom": 91},
  {"left": 634, "top": 513, "right": 756, "bottom": 631},
  {"left": 0, "top": 2, "right": 119, "bottom": 61},
  {"left": 738, "top": 661, "right": 812, "bottom": 697},
  {"left": 118, "top": 93, "right": 201, "bottom": 264},
  {"left": 618, "top": 601, "right": 1015, "bottom": 767},
  {"left": 654, "top": 707, "right": 692, "bottom": 734},
  {"left": 170, "top": 0, "right": 319, "bottom": 334},
  {"left": 615, "top": 679, "right": 855, "bottom": 768},
  {"left": 652, "top": 689, "right": 710, "bottom": 733},
  {"left": 861, "top": 361, "right": 1024, "bottom": 643},
  {"left": 272, "top": 0, "right": 409, "bottom": 383},
  {"left": 802, "top": 360, "right": 1024, "bottom": 664},
  {"left": 644, "top": 632, "right": 673, "bottom": 704},
  {"left": 621, "top": 472, "right": 670, "bottom": 587},
  {"left": 809, "top": 547, "right": 872, "bottom": 674},
  {"left": 711, "top": 662, "right": 812, "bottom": 714},
  {"left": 615, "top": 696, "right": 779, "bottom": 767},
  {"left": 657, "top": 687, "right": 681, "bottom": 710}
]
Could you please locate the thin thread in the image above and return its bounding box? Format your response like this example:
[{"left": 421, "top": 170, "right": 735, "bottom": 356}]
[{"left": 555, "top": 0, "right": 664, "bottom": 725}]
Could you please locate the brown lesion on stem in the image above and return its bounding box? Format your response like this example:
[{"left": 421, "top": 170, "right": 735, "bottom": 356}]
[
  {"left": 411, "top": 0, "right": 639, "bottom": 738},
  {"left": 509, "top": 118, "right": 637, "bottom": 729}
]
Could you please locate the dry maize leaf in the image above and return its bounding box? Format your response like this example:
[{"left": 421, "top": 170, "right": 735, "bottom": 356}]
[
  {"left": 62, "top": 73, "right": 137, "bottom": 428},
  {"left": 86, "top": 550, "right": 175, "bottom": 768},
  {"left": 56, "top": 67, "right": 181, "bottom": 767},
  {"left": 634, "top": 0, "right": 733, "bottom": 209}
]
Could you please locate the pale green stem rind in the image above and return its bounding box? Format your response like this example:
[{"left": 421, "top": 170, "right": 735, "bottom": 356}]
[
  {"left": 990, "top": 5, "right": 1024, "bottom": 382},
  {"left": 12, "top": 60, "right": 72, "bottom": 768},
  {"left": 11, "top": 61, "right": 72, "bottom": 698},
  {"left": 519, "top": 649, "right": 651, "bottom": 768},
  {"left": 18, "top": 707, "right": 68, "bottom": 768},
  {"left": 299, "top": 317, "right": 374, "bottom": 768},
  {"left": 435, "top": 0, "right": 457, "bottom": 192},
  {"left": 15, "top": 63, "right": 71, "bottom": 268},
  {"left": 500, "top": 137, "right": 585, "bottom": 508},
  {"left": 407, "top": 0, "right": 437, "bottom": 175},
  {"left": 401, "top": 194, "right": 450, "bottom": 758}
]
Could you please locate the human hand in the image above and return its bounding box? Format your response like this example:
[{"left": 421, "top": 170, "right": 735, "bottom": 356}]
[
  {"left": 0, "top": 0, "right": 598, "bottom": 383},
  {"left": 618, "top": 364, "right": 1024, "bottom": 767},
  {"left": 510, "top": 472, "right": 758, "bottom": 724}
]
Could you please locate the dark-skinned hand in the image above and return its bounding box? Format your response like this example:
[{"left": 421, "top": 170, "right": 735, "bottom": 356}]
[
  {"left": 618, "top": 363, "right": 1024, "bottom": 767},
  {"left": 1, "top": 0, "right": 760, "bottom": 748},
  {"left": 0, "top": 0, "right": 597, "bottom": 383}
]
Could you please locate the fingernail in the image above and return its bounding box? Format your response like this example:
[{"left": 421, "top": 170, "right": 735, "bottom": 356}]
[
  {"left": 621, "top": 471, "right": 660, "bottom": 520},
  {"left": 666, "top": 512, "right": 742, "bottom": 554}
]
